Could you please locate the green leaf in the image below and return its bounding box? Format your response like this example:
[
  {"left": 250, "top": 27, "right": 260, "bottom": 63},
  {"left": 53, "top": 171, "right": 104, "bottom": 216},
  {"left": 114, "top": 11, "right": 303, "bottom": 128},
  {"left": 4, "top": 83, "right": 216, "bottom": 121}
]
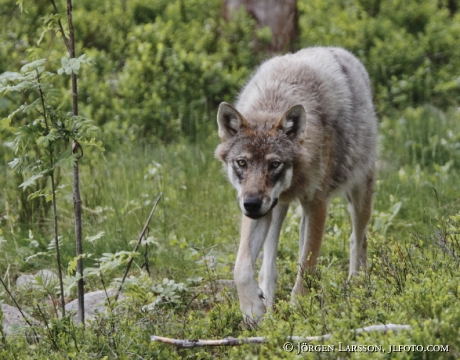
[
  {"left": 142, "top": 236, "right": 159, "bottom": 247},
  {"left": 86, "top": 231, "right": 105, "bottom": 244},
  {"left": 81, "top": 138, "right": 105, "bottom": 152},
  {"left": 27, "top": 188, "right": 49, "bottom": 201},
  {"left": 16, "top": 0, "right": 24, "bottom": 12},
  {"left": 61, "top": 56, "right": 69, "bottom": 68},
  {"left": 25, "top": 251, "right": 51, "bottom": 263},
  {"left": 18, "top": 173, "right": 44, "bottom": 190},
  {"left": 2, "top": 104, "right": 25, "bottom": 125},
  {"left": 21, "top": 99, "right": 41, "bottom": 115},
  {"left": 53, "top": 150, "right": 77, "bottom": 169},
  {"left": 26, "top": 47, "right": 43, "bottom": 60},
  {"left": 36, "top": 130, "right": 59, "bottom": 148},
  {"left": 67, "top": 253, "right": 92, "bottom": 275},
  {"left": 58, "top": 54, "right": 93, "bottom": 76},
  {"left": 20, "top": 59, "right": 47, "bottom": 74},
  {"left": 0, "top": 71, "right": 24, "bottom": 84},
  {"left": 62, "top": 274, "right": 83, "bottom": 296}
]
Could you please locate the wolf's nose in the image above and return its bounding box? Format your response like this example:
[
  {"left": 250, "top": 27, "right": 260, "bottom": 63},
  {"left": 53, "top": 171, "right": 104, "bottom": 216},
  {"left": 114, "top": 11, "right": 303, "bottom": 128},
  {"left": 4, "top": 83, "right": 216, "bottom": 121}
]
[{"left": 244, "top": 198, "right": 262, "bottom": 212}]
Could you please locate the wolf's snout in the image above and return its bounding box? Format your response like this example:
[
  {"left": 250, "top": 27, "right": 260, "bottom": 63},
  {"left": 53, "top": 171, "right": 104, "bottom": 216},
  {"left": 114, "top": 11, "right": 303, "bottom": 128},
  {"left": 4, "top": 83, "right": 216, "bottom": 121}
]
[{"left": 243, "top": 197, "right": 263, "bottom": 212}]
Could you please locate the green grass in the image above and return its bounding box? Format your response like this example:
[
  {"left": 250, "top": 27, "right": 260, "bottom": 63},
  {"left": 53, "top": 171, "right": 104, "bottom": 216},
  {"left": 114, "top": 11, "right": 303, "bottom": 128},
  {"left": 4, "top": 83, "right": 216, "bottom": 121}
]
[{"left": 1, "top": 106, "right": 460, "bottom": 358}]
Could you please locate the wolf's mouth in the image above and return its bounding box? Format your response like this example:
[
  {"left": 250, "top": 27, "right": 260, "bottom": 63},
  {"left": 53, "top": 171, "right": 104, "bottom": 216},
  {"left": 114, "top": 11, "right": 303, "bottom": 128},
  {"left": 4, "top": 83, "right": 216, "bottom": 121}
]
[
  {"left": 243, "top": 198, "right": 279, "bottom": 219},
  {"left": 244, "top": 213, "right": 265, "bottom": 220},
  {"left": 270, "top": 198, "right": 279, "bottom": 210}
]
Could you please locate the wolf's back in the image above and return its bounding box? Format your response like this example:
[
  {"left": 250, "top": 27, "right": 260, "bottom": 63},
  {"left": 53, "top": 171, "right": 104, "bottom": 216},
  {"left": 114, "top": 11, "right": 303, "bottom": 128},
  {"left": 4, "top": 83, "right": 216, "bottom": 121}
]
[{"left": 235, "top": 46, "right": 377, "bottom": 194}]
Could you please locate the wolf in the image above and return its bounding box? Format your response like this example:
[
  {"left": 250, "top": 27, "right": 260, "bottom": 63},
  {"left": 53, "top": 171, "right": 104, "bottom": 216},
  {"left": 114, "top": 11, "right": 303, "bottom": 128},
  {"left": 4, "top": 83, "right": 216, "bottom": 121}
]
[{"left": 215, "top": 47, "right": 377, "bottom": 326}]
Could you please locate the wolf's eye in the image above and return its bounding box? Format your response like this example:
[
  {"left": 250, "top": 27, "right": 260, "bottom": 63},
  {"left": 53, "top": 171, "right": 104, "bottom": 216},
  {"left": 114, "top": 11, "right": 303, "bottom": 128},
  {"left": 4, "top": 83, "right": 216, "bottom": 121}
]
[
  {"left": 270, "top": 161, "right": 281, "bottom": 169},
  {"left": 237, "top": 159, "right": 247, "bottom": 167}
]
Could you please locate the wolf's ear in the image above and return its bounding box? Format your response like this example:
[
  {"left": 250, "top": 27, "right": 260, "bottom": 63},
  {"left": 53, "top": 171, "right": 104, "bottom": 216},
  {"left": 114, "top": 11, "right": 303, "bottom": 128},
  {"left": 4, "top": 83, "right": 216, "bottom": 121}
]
[
  {"left": 217, "top": 102, "right": 248, "bottom": 141},
  {"left": 275, "top": 105, "right": 307, "bottom": 140}
]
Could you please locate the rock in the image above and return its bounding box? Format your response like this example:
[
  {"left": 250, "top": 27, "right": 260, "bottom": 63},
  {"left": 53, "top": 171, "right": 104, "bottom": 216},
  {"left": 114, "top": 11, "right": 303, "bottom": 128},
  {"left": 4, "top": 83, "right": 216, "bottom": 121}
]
[
  {"left": 1, "top": 304, "right": 40, "bottom": 336},
  {"left": 16, "top": 269, "right": 58, "bottom": 289},
  {"left": 65, "top": 288, "right": 125, "bottom": 321}
]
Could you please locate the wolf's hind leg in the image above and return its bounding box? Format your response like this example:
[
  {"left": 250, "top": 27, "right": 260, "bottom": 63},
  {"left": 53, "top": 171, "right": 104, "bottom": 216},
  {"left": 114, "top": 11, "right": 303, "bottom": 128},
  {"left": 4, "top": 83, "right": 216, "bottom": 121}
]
[
  {"left": 291, "top": 196, "right": 328, "bottom": 298},
  {"left": 347, "top": 175, "right": 374, "bottom": 277},
  {"left": 258, "top": 203, "right": 289, "bottom": 310}
]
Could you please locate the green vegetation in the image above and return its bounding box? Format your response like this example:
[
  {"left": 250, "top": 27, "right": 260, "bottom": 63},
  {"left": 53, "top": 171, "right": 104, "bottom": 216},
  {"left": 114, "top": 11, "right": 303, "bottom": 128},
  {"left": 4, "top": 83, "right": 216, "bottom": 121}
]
[{"left": 1, "top": 0, "right": 460, "bottom": 358}]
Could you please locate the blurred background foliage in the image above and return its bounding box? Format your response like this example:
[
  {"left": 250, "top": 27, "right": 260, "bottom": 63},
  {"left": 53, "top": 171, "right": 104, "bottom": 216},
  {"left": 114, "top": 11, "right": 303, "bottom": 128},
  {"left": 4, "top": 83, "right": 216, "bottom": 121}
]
[
  {"left": 1, "top": 0, "right": 459, "bottom": 144},
  {"left": 1, "top": 0, "right": 460, "bottom": 267}
]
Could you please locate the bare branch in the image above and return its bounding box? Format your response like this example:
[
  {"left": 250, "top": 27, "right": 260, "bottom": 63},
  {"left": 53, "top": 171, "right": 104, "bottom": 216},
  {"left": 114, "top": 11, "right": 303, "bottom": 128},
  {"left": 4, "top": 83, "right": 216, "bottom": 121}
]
[
  {"left": 49, "top": 0, "right": 70, "bottom": 53},
  {"left": 0, "top": 278, "right": 39, "bottom": 339},
  {"left": 115, "top": 192, "right": 163, "bottom": 301},
  {"left": 151, "top": 324, "right": 412, "bottom": 348},
  {"left": 35, "top": 72, "right": 49, "bottom": 132}
]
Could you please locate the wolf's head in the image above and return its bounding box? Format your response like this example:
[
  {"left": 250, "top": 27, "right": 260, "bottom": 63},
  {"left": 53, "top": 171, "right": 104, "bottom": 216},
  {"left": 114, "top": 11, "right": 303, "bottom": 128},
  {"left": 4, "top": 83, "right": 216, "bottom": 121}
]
[{"left": 215, "top": 102, "right": 307, "bottom": 219}]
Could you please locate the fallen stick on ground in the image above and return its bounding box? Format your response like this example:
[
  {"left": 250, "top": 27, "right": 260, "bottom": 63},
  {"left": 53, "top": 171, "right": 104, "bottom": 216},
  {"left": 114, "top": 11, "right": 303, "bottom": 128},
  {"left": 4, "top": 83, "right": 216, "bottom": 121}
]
[{"left": 151, "top": 323, "right": 411, "bottom": 348}]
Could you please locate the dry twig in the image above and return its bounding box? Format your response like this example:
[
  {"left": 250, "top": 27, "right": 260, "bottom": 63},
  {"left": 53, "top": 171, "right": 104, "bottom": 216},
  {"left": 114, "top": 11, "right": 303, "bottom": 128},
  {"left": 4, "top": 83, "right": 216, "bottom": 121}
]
[
  {"left": 151, "top": 323, "right": 411, "bottom": 348},
  {"left": 115, "top": 192, "right": 162, "bottom": 301}
]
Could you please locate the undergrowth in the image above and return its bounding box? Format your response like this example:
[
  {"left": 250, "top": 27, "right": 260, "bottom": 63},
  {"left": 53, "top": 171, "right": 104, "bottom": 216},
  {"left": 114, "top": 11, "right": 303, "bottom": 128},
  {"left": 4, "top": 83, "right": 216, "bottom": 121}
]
[{"left": 0, "top": 107, "right": 460, "bottom": 358}]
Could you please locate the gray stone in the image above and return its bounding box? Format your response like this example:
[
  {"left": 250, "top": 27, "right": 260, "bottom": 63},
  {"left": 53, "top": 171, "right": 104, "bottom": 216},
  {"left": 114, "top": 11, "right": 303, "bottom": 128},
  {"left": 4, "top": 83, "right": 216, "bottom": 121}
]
[
  {"left": 65, "top": 288, "right": 125, "bottom": 321},
  {"left": 16, "top": 269, "right": 58, "bottom": 289},
  {"left": 1, "top": 304, "right": 40, "bottom": 336}
]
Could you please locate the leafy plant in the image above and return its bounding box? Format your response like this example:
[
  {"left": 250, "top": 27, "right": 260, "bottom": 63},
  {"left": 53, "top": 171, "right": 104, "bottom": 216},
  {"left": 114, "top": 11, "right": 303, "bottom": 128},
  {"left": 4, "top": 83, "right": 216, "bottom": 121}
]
[{"left": 0, "top": 0, "right": 102, "bottom": 321}]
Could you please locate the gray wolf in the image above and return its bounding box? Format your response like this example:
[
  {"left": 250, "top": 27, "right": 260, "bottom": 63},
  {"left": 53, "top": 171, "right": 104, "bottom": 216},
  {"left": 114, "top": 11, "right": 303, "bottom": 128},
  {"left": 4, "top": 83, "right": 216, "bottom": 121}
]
[{"left": 215, "top": 47, "right": 377, "bottom": 326}]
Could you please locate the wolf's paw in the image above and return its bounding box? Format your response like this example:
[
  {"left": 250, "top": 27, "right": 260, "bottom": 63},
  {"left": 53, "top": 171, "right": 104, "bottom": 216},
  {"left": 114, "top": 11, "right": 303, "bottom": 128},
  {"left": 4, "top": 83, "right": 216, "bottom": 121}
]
[{"left": 240, "top": 295, "right": 266, "bottom": 329}]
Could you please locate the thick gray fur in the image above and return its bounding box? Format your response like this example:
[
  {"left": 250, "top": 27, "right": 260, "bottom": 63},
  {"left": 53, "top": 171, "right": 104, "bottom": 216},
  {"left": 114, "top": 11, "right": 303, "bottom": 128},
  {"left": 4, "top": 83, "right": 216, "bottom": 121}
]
[{"left": 215, "top": 47, "right": 377, "bottom": 327}]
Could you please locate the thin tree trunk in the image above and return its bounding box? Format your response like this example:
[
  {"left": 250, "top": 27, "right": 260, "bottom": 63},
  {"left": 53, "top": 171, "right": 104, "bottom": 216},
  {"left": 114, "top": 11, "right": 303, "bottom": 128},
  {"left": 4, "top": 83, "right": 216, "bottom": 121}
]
[
  {"left": 37, "top": 74, "right": 66, "bottom": 317},
  {"left": 67, "top": 0, "right": 85, "bottom": 325},
  {"left": 50, "top": 172, "right": 66, "bottom": 317}
]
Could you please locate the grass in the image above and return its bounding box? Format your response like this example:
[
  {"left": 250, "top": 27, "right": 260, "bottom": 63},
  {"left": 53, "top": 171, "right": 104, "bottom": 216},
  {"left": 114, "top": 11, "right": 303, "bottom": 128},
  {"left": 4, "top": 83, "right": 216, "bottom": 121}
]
[{"left": 0, "top": 106, "right": 460, "bottom": 358}]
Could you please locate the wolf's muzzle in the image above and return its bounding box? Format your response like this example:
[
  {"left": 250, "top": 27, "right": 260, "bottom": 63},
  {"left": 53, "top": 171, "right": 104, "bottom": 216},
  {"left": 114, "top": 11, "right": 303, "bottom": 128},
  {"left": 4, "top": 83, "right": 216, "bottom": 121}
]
[
  {"left": 243, "top": 197, "right": 262, "bottom": 213},
  {"left": 243, "top": 197, "right": 279, "bottom": 219}
]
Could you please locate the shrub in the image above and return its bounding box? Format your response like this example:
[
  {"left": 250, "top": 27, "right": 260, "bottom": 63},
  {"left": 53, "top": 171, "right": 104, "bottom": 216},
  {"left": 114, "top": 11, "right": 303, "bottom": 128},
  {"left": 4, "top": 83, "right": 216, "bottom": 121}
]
[{"left": 298, "top": 0, "right": 460, "bottom": 113}]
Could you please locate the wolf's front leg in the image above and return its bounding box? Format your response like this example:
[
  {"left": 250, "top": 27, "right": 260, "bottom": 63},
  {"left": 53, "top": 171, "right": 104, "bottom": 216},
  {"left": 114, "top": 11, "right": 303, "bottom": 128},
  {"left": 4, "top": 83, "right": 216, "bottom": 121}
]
[
  {"left": 258, "top": 203, "right": 289, "bottom": 310},
  {"left": 234, "top": 213, "right": 272, "bottom": 326}
]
